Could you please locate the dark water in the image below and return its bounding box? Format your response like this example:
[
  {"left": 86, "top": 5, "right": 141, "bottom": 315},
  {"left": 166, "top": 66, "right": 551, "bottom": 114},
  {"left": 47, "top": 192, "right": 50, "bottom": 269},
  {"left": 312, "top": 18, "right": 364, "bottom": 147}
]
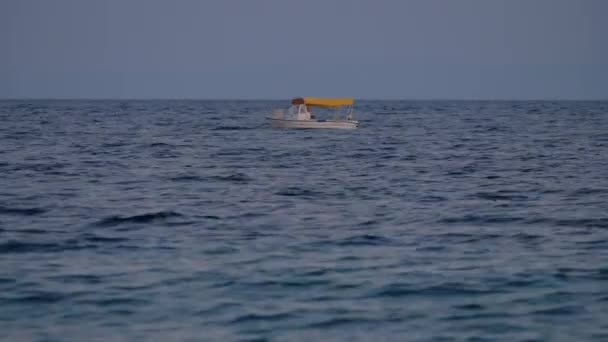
[{"left": 1, "top": 100, "right": 607, "bottom": 341}]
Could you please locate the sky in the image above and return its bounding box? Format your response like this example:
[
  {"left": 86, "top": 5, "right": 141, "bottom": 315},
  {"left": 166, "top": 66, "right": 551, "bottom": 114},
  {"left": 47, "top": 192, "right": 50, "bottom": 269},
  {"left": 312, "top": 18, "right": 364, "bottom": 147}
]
[{"left": 1, "top": 0, "right": 607, "bottom": 99}]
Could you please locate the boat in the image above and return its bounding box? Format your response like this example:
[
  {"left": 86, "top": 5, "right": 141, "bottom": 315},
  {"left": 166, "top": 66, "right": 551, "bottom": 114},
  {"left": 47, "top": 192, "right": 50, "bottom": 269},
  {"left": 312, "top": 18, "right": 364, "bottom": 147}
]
[{"left": 269, "top": 97, "right": 359, "bottom": 129}]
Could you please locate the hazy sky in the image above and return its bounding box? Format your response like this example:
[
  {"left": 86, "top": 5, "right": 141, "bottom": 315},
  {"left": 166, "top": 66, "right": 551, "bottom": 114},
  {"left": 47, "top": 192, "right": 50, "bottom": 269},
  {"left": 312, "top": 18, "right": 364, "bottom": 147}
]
[{"left": 2, "top": 0, "right": 607, "bottom": 99}]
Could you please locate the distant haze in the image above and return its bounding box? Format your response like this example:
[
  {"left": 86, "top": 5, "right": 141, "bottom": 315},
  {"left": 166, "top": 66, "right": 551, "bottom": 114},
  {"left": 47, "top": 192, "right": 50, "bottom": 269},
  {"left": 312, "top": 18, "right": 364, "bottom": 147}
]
[{"left": 2, "top": 0, "right": 607, "bottom": 99}]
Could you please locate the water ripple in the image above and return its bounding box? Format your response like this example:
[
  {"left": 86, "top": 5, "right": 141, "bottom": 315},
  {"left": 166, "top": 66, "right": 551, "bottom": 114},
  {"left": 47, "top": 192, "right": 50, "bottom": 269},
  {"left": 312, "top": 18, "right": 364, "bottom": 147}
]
[
  {"left": 94, "top": 211, "right": 185, "bottom": 227},
  {"left": 1, "top": 100, "right": 607, "bottom": 341},
  {"left": 0, "top": 206, "right": 46, "bottom": 216}
]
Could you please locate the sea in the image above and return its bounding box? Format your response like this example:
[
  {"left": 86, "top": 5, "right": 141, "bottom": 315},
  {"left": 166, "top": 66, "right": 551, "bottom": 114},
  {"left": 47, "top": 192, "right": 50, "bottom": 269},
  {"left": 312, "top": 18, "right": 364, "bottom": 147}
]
[{"left": 1, "top": 100, "right": 607, "bottom": 341}]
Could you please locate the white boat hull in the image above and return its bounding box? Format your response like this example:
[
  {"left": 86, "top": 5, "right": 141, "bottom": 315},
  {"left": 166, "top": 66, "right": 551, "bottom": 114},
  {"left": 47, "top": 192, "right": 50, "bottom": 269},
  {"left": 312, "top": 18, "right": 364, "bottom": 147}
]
[{"left": 269, "top": 118, "right": 358, "bottom": 129}]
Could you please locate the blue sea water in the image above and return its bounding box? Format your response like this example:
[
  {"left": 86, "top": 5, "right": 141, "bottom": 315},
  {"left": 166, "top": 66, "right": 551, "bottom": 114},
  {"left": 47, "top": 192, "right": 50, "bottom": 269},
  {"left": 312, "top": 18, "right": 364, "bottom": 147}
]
[{"left": 1, "top": 100, "right": 607, "bottom": 341}]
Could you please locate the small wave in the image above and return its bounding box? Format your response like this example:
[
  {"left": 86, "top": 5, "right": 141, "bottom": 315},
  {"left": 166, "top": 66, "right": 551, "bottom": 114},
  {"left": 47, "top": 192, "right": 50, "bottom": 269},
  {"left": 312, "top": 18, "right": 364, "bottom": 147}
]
[
  {"left": 356, "top": 220, "right": 378, "bottom": 227},
  {"left": 336, "top": 234, "right": 394, "bottom": 246},
  {"left": 532, "top": 305, "right": 582, "bottom": 316},
  {"left": 503, "top": 278, "right": 542, "bottom": 287},
  {"left": 211, "top": 173, "right": 253, "bottom": 183},
  {"left": 0, "top": 277, "right": 16, "bottom": 284},
  {"left": 235, "top": 212, "right": 266, "bottom": 219},
  {"left": 525, "top": 217, "right": 608, "bottom": 228},
  {"left": 212, "top": 126, "right": 249, "bottom": 131},
  {"left": 0, "top": 240, "right": 62, "bottom": 254},
  {"left": 203, "top": 246, "right": 238, "bottom": 255},
  {"left": 169, "top": 175, "right": 205, "bottom": 182},
  {"left": 453, "top": 303, "right": 485, "bottom": 311},
  {"left": 598, "top": 268, "right": 608, "bottom": 280},
  {"left": 519, "top": 167, "right": 542, "bottom": 173},
  {"left": 440, "top": 312, "right": 516, "bottom": 322},
  {"left": 416, "top": 245, "right": 446, "bottom": 252},
  {"left": 306, "top": 316, "right": 376, "bottom": 329},
  {"left": 12, "top": 163, "right": 66, "bottom": 172},
  {"left": 83, "top": 235, "right": 129, "bottom": 243},
  {"left": 420, "top": 195, "right": 447, "bottom": 203},
  {"left": 511, "top": 232, "right": 544, "bottom": 241},
  {"left": 13, "top": 229, "right": 49, "bottom": 234},
  {"left": 445, "top": 169, "right": 475, "bottom": 176},
  {"left": 439, "top": 215, "right": 523, "bottom": 225},
  {"left": 78, "top": 297, "right": 149, "bottom": 307},
  {"left": 5, "top": 291, "right": 67, "bottom": 304},
  {"left": 299, "top": 268, "right": 329, "bottom": 277},
  {"left": 380, "top": 146, "right": 397, "bottom": 151},
  {"left": 275, "top": 187, "right": 322, "bottom": 198},
  {"left": 0, "top": 206, "right": 46, "bottom": 216},
  {"left": 229, "top": 312, "right": 294, "bottom": 324},
  {"left": 373, "top": 283, "right": 502, "bottom": 298},
  {"left": 574, "top": 239, "right": 607, "bottom": 250},
  {"left": 473, "top": 192, "right": 528, "bottom": 201},
  {"left": 201, "top": 215, "right": 221, "bottom": 220},
  {"left": 47, "top": 274, "right": 102, "bottom": 285},
  {"left": 214, "top": 151, "right": 247, "bottom": 158},
  {"left": 568, "top": 188, "right": 608, "bottom": 196},
  {"left": 432, "top": 232, "right": 503, "bottom": 243},
  {"left": 195, "top": 302, "right": 241, "bottom": 316},
  {"left": 554, "top": 267, "right": 608, "bottom": 281},
  {"left": 101, "top": 142, "right": 127, "bottom": 148},
  {"left": 151, "top": 150, "right": 180, "bottom": 159},
  {"left": 243, "top": 279, "right": 331, "bottom": 289},
  {"left": 148, "top": 143, "right": 173, "bottom": 147},
  {"left": 95, "top": 211, "right": 184, "bottom": 227}
]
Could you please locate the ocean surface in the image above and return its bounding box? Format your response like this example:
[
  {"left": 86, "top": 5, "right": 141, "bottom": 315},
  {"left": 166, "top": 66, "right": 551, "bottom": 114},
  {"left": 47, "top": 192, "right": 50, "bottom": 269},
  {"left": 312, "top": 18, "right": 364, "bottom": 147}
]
[{"left": 1, "top": 100, "right": 607, "bottom": 341}]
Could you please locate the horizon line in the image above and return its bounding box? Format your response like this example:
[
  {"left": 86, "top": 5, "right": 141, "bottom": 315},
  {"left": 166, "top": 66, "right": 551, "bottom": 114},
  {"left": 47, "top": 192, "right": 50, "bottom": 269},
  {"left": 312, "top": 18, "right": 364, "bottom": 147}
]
[{"left": 1, "top": 97, "right": 607, "bottom": 102}]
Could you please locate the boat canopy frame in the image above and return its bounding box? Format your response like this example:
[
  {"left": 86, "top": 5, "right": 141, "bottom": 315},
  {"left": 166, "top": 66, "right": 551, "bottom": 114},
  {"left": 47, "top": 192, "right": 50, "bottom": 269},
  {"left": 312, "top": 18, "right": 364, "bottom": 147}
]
[{"left": 291, "top": 97, "right": 353, "bottom": 108}]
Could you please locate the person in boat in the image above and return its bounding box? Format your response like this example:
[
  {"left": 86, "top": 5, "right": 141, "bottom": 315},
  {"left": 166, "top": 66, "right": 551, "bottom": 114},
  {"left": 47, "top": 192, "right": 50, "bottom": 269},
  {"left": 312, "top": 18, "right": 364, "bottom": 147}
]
[
  {"left": 307, "top": 105, "right": 316, "bottom": 120},
  {"left": 296, "top": 105, "right": 312, "bottom": 120}
]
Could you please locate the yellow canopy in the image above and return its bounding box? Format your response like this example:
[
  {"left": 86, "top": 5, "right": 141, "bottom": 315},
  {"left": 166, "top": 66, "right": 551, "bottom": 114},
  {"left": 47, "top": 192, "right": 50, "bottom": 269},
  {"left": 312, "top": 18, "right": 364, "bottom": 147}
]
[{"left": 291, "top": 97, "right": 353, "bottom": 107}]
